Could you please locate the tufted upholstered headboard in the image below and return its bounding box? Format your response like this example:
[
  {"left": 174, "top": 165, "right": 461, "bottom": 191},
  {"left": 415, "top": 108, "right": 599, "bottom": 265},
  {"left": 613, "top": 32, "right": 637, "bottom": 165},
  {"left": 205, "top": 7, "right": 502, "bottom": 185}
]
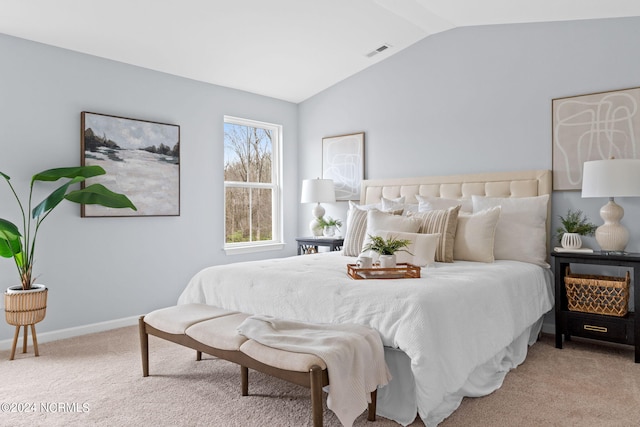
[{"left": 360, "top": 169, "right": 552, "bottom": 251}]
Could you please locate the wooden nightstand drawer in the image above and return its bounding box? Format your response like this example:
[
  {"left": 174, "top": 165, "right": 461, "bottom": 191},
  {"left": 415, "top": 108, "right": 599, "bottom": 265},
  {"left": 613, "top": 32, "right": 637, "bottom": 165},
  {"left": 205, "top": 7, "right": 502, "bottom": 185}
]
[{"left": 567, "top": 315, "right": 628, "bottom": 342}]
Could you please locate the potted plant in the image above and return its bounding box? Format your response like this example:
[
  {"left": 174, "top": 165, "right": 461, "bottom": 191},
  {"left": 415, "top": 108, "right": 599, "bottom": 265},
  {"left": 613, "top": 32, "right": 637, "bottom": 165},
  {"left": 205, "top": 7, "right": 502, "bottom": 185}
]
[
  {"left": 317, "top": 216, "right": 342, "bottom": 237},
  {"left": 555, "top": 209, "right": 597, "bottom": 249},
  {"left": 0, "top": 166, "right": 136, "bottom": 359},
  {"left": 362, "top": 234, "right": 412, "bottom": 268}
]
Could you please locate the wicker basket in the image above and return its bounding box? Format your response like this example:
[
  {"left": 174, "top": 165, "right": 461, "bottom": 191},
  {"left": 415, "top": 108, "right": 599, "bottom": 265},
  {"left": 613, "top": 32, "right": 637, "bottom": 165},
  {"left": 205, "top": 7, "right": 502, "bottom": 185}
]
[
  {"left": 564, "top": 267, "right": 629, "bottom": 317},
  {"left": 4, "top": 287, "right": 48, "bottom": 326}
]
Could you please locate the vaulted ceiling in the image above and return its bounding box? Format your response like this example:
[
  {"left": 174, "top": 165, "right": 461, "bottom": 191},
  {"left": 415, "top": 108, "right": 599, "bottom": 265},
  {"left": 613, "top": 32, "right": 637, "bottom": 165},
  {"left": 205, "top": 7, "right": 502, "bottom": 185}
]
[{"left": 1, "top": 1, "right": 639, "bottom": 102}]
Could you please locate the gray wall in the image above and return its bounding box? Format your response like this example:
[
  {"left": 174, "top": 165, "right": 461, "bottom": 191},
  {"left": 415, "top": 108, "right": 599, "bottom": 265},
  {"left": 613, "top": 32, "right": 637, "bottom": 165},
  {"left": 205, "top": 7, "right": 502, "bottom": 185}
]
[
  {"left": 0, "top": 34, "right": 298, "bottom": 342},
  {"left": 298, "top": 17, "right": 640, "bottom": 257}
]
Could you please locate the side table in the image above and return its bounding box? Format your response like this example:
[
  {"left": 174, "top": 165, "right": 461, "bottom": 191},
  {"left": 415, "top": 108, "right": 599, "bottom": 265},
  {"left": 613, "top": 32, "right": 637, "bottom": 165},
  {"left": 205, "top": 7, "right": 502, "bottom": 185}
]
[
  {"left": 551, "top": 250, "right": 640, "bottom": 363},
  {"left": 296, "top": 237, "right": 344, "bottom": 255}
]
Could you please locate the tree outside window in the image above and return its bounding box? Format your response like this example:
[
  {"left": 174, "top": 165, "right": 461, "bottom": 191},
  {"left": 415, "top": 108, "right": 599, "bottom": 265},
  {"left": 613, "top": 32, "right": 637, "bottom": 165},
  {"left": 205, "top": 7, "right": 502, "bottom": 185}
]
[{"left": 224, "top": 117, "right": 281, "bottom": 248}]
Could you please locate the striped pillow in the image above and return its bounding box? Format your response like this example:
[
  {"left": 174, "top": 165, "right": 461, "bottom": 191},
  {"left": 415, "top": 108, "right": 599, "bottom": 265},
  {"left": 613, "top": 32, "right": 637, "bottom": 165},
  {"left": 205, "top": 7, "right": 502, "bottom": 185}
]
[
  {"left": 343, "top": 206, "right": 369, "bottom": 256},
  {"left": 408, "top": 206, "right": 460, "bottom": 262}
]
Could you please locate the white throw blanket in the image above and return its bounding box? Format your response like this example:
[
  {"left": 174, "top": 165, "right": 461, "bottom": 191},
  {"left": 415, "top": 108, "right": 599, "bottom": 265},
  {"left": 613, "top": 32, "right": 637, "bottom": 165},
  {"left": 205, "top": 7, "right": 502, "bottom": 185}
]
[{"left": 237, "top": 314, "right": 392, "bottom": 427}]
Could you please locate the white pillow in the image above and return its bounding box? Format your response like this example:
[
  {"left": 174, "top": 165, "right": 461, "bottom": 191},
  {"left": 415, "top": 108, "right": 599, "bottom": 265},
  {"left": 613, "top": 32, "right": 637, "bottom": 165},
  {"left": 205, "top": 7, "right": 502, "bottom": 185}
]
[
  {"left": 361, "top": 210, "right": 421, "bottom": 252},
  {"left": 416, "top": 195, "right": 472, "bottom": 213},
  {"left": 381, "top": 196, "right": 406, "bottom": 214},
  {"left": 371, "top": 230, "right": 440, "bottom": 267},
  {"left": 343, "top": 200, "right": 406, "bottom": 256},
  {"left": 454, "top": 207, "right": 501, "bottom": 263},
  {"left": 472, "top": 195, "right": 549, "bottom": 267}
]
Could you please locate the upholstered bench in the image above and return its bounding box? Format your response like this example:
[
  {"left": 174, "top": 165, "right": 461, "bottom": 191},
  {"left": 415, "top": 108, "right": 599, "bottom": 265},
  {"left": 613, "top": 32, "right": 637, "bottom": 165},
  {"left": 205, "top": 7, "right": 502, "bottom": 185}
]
[{"left": 139, "top": 304, "right": 377, "bottom": 427}]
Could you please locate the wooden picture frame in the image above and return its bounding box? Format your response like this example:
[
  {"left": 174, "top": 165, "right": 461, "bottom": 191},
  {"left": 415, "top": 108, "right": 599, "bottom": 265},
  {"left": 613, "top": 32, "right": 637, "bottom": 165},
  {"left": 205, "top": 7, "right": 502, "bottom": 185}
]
[
  {"left": 81, "top": 111, "right": 180, "bottom": 216},
  {"left": 552, "top": 87, "right": 640, "bottom": 190},
  {"left": 322, "top": 132, "right": 364, "bottom": 201}
]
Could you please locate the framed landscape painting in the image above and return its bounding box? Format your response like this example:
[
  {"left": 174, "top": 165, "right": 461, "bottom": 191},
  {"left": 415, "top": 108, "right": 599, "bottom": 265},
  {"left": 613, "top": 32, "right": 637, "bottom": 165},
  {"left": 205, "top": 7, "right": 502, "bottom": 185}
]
[
  {"left": 322, "top": 132, "right": 364, "bottom": 201},
  {"left": 81, "top": 112, "right": 180, "bottom": 216},
  {"left": 552, "top": 87, "right": 640, "bottom": 190}
]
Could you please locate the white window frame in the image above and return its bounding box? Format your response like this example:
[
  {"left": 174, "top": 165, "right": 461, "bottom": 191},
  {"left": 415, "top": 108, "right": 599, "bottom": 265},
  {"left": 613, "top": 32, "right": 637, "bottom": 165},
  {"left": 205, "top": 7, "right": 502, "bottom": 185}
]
[{"left": 223, "top": 115, "right": 284, "bottom": 255}]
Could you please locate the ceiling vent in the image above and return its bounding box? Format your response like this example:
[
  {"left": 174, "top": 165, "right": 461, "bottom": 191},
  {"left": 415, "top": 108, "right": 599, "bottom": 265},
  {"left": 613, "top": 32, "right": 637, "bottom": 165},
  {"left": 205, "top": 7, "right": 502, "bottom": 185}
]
[{"left": 366, "top": 44, "right": 391, "bottom": 58}]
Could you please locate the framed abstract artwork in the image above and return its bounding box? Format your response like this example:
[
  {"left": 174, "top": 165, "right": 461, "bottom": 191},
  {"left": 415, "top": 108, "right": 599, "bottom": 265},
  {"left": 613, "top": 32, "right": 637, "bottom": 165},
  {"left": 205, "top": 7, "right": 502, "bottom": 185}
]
[
  {"left": 322, "top": 132, "right": 364, "bottom": 201},
  {"left": 81, "top": 111, "right": 180, "bottom": 216},
  {"left": 552, "top": 87, "right": 640, "bottom": 190}
]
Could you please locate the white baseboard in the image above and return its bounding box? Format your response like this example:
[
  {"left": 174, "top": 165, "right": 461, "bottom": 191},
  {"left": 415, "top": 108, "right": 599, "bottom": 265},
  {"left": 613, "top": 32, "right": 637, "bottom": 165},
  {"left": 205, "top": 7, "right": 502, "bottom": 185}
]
[{"left": 0, "top": 315, "right": 140, "bottom": 351}]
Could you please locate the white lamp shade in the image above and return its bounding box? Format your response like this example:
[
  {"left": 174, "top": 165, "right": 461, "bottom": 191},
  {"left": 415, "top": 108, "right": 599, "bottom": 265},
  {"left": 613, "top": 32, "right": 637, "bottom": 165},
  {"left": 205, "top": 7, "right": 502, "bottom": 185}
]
[
  {"left": 581, "top": 159, "right": 640, "bottom": 198},
  {"left": 301, "top": 179, "right": 336, "bottom": 203}
]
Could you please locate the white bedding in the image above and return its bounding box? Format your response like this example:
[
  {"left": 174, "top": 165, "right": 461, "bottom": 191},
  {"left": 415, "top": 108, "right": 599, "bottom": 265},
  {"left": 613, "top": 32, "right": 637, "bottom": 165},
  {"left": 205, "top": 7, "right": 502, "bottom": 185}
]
[{"left": 177, "top": 252, "right": 554, "bottom": 425}]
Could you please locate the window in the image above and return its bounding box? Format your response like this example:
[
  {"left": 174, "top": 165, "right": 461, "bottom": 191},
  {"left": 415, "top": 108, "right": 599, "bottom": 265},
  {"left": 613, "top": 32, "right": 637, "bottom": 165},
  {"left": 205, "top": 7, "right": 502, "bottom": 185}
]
[{"left": 223, "top": 116, "right": 282, "bottom": 254}]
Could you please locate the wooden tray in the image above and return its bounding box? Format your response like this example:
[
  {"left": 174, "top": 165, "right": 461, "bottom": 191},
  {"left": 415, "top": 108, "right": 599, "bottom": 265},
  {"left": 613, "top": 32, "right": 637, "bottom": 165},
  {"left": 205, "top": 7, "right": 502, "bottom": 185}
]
[{"left": 347, "top": 263, "right": 421, "bottom": 280}]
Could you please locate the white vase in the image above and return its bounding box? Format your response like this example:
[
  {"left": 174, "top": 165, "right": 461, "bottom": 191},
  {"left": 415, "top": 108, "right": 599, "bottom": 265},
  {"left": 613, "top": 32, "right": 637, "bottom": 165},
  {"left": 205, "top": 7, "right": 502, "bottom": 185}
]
[
  {"left": 379, "top": 254, "right": 397, "bottom": 268},
  {"left": 323, "top": 225, "right": 336, "bottom": 237},
  {"left": 561, "top": 233, "right": 582, "bottom": 249}
]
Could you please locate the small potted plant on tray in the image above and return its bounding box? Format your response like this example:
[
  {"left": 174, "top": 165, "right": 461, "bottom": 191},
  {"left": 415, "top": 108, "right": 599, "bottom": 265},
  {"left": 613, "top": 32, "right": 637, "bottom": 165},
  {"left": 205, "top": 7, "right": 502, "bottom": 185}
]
[
  {"left": 555, "top": 209, "right": 597, "bottom": 249},
  {"left": 362, "top": 234, "right": 412, "bottom": 268},
  {"left": 0, "top": 166, "right": 136, "bottom": 359}
]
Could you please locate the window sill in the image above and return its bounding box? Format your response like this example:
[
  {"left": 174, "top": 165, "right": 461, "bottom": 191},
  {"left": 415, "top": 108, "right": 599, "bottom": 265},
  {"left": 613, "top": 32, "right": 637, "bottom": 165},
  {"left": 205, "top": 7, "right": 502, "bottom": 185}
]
[{"left": 224, "top": 242, "right": 286, "bottom": 256}]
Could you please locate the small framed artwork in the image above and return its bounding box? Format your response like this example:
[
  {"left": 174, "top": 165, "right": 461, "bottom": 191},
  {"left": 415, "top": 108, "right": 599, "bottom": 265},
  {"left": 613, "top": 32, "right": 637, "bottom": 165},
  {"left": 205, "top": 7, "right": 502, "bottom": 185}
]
[
  {"left": 552, "top": 87, "right": 640, "bottom": 190},
  {"left": 322, "top": 132, "right": 364, "bottom": 201},
  {"left": 81, "top": 111, "right": 180, "bottom": 216}
]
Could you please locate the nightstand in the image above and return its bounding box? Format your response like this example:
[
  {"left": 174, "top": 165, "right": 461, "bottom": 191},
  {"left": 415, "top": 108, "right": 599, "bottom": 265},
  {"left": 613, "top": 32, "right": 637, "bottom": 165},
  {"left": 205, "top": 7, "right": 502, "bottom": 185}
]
[
  {"left": 552, "top": 251, "right": 640, "bottom": 362},
  {"left": 295, "top": 237, "right": 344, "bottom": 255}
]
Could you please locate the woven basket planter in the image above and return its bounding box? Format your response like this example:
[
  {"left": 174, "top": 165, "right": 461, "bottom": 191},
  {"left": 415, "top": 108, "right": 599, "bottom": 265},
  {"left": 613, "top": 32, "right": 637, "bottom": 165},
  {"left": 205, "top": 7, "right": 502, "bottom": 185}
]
[{"left": 4, "top": 285, "right": 48, "bottom": 326}]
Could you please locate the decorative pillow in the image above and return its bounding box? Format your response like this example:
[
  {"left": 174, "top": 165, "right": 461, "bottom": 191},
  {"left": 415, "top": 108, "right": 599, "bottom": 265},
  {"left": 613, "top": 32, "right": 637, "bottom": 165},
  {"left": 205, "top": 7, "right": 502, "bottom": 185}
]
[
  {"left": 472, "top": 195, "right": 549, "bottom": 267},
  {"left": 381, "top": 196, "right": 406, "bottom": 215},
  {"left": 408, "top": 206, "right": 460, "bottom": 262},
  {"left": 343, "top": 200, "right": 408, "bottom": 256},
  {"left": 416, "top": 195, "right": 473, "bottom": 213},
  {"left": 361, "top": 210, "right": 421, "bottom": 252},
  {"left": 453, "top": 206, "right": 501, "bottom": 263},
  {"left": 342, "top": 204, "right": 370, "bottom": 256},
  {"left": 371, "top": 230, "right": 440, "bottom": 267}
]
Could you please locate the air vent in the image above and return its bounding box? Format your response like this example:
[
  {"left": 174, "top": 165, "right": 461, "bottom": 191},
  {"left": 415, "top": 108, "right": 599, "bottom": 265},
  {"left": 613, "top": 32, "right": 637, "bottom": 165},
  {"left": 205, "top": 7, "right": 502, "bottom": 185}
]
[{"left": 365, "top": 44, "right": 391, "bottom": 58}]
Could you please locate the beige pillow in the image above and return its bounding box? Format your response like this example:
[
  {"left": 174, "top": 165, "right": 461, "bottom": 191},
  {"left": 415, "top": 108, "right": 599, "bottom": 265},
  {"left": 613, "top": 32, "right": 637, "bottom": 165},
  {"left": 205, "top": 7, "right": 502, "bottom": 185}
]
[
  {"left": 472, "top": 195, "right": 549, "bottom": 267},
  {"left": 372, "top": 230, "right": 440, "bottom": 267},
  {"left": 361, "top": 210, "right": 421, "bottom": 252},
  {"left": 408, "top": 206, "right": 460, "bottom": 262},
  {"left": 454, "top": 207, "right": 501, "bottom": 263}
]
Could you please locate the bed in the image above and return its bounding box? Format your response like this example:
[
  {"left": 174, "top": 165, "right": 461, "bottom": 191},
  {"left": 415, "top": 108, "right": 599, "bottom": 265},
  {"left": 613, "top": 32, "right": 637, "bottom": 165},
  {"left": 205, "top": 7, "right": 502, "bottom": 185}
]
[{"left": 178, "top": 169, "right": 555, "bottom": 426}]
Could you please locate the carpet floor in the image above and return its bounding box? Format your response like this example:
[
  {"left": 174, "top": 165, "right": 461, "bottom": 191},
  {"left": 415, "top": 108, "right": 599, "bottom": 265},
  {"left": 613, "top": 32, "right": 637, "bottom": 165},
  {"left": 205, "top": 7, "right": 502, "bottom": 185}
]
[{"left": 1, "top": 326, "right": 639, "bottom": 426}]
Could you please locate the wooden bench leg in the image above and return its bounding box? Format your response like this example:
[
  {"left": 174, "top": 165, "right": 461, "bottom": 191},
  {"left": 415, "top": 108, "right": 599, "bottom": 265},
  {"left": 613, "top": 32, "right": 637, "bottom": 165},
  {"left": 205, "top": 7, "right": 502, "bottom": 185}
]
[
  {"left": 241, "top": 366, "right": 248, "bottom": 396},
  {"left": 310, "top": 365, "right": 323, "bottom": 427},
  {"left": 196, "top": 350, "right": 202, "bottom": 361},
  {"left": 368, "top": 389, "right": 377, "bottom": 421},
  {"left": 138, "top": 316, "right": 149, "bottom": 377}
]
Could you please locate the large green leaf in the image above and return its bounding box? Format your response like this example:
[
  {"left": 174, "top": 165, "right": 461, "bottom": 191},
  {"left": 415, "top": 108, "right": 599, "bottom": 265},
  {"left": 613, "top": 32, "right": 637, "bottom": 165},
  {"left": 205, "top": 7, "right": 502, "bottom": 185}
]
[
  {"left": 0, "top": 219, "right": 22, "bottom": 258},
  {"left": 31, "top": 176, "right": 86, "bottom": 219},
  {"left": 65, "top": 184, "right": 137, "bottom": 210},
  {"left": 32, "top": 166, "right": 106, "bottom": 183}
]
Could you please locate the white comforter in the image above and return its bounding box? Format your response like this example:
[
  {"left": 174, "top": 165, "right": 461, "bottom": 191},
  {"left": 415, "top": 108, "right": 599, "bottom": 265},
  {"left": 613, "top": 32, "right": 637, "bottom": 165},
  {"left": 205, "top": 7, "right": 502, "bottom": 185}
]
[{"left": 178, "top": 252, "right": 554, "bottom": 425}]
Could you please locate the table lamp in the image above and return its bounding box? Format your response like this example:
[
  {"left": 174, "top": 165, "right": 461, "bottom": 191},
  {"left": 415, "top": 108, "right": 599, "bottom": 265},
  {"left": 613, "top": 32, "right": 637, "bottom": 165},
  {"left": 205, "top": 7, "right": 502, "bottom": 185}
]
[
  {"left": 581, "top": 158, "right": 640, "bottom": 253},
  {"left": 301, "top": 178, "right": 335, "bottom": 236}
]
